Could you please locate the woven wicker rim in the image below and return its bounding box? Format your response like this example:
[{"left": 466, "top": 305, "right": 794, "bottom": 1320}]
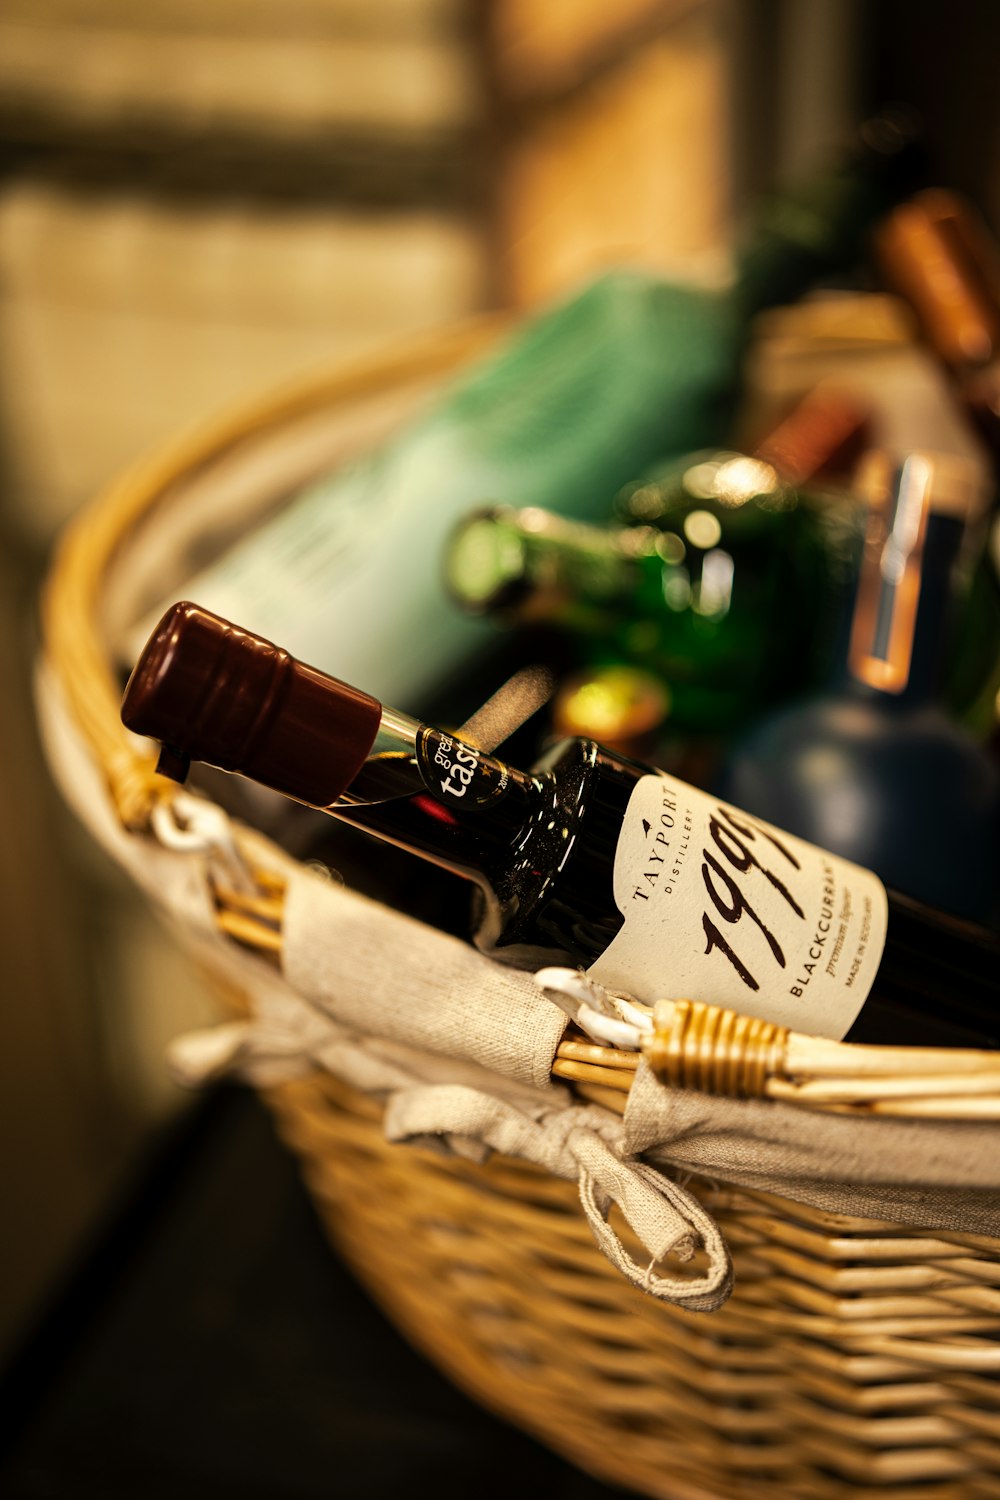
[{"left": 40, "top": 319, "right": 1000, "bottom": 1120}]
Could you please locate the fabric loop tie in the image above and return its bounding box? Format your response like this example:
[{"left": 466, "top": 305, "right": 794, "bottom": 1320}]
[
  {"left": 384, "top": 1083, "right": 733, "bottom": 1311},
  {"left": 383, "top": 1083, "right": 619, "bottom": 1176},
  {"left": 569, "top": 1129, "right": 734, "bottom": 1312}
]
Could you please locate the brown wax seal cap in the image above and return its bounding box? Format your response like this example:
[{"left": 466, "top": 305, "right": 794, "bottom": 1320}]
[{"left": 121, "top": 601, "right": 383, "bottom": 807}]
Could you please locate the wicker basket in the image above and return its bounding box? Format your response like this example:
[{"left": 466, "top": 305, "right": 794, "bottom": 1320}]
[{"left": 40, "top": 324, "right": 1000, "bottom": 1500}]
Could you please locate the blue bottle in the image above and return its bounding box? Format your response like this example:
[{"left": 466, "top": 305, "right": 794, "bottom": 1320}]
[{"left": 719, "top": 451, "right": 1000, "bottom": 927}]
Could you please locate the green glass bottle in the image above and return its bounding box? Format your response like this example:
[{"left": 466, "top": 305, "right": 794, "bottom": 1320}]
[{"left": 445, "top": 463, "right": 864, "bottom": 734}]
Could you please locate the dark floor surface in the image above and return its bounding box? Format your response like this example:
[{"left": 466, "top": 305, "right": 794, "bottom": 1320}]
[{"left": 0, "top": 1087, "right": 632, "bottom": 1500}]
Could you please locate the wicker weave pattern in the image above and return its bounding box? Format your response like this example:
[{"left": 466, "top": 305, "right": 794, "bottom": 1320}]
[{"left": 263, "top": 1068, "right": 1000, "bottom": 1500}]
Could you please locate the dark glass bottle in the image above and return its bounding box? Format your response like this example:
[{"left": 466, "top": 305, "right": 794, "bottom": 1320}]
[
  {"left": 720, "top": 451, "right": 1000, "bottom": 930},
  {"left": 734, "top": 106, "right": 925, "bottom": 322},
  {"left": 121, "top": 602, "right": 1000, "bottom": 1050},
  {"left": 875, "top": 189, "right": 1000, "bottom": 734},
  {"left": 445, "top": 495, "right": 834, "bottom": 733},
  {"left": 445, "top": 390, "right": 868, "bottom": 735}
]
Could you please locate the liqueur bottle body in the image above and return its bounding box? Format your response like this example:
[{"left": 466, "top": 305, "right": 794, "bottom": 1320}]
[{"left": 122, "top": 603, "right": 1000, "bottom": 1050}]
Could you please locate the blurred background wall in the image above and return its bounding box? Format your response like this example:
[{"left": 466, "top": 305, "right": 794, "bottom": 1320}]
[{"left": 1, "top": 0, "right": 998, "bottom": 1362}]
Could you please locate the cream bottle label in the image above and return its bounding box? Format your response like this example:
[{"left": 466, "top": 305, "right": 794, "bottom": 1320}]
[{"left": 588, "top": 774, "right": 888, "bottom": 1039}]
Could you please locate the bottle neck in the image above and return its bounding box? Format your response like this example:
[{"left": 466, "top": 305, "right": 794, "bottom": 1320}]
[
  {"left": 326, "top": 702, "right": 544, "bottom": 897},
  {"left": 119, "top": 601, "right": 546, "bottom": 893},
  {"left": 447, "top": 507, "right": 653, "bottom": 630}
]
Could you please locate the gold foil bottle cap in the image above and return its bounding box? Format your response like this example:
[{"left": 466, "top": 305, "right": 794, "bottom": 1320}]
[{"left": 552, "top": 665, "right": 670, "bottom": 759}]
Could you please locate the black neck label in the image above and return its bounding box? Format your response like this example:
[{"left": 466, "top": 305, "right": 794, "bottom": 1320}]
[{"left": 417, "top": 728, "right": 510, "bottom": 809}]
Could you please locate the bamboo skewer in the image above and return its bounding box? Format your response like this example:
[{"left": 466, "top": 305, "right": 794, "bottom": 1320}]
[
  {"left": 556, "top": 1040, "right": 640, "bottom": 1071},
  {"left": 567, "top": 1080, "right": 629, "bottom": 1115},
  {"left": 215, "top": 905, "right": 283, "bottom": 955},
  {"left": 551, "top": 1058, "right": 641, "bottom": 1093}
]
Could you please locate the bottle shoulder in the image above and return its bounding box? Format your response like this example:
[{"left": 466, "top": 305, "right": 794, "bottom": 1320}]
[{"left": 480, "top": 738, "right": 644, "bottom": 966}]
